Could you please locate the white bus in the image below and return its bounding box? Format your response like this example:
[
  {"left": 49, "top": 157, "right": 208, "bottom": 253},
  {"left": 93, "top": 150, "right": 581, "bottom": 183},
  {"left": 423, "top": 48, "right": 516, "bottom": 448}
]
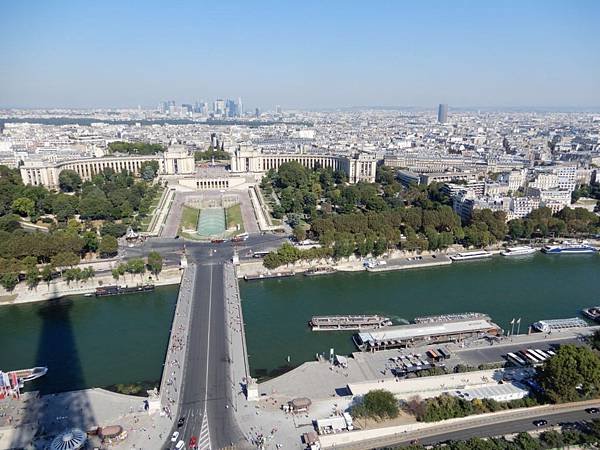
[
  {"left": 507, "top": 352, "right": 527, "bottom": 366},
  {"left": 525, "top": 349, "right": 543, "bottom": 365},
  {"left": 535, "top": 348, "right": 550, "bottom": 361},
  {"left": 530, "top": 349, "right": 549, "bottom": 361}
]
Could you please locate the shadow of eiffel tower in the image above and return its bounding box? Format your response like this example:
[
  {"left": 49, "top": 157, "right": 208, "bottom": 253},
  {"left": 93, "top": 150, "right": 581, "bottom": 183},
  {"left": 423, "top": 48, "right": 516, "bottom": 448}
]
[{"left": 10, "top": 297, "right": 97, "bottom": 448}]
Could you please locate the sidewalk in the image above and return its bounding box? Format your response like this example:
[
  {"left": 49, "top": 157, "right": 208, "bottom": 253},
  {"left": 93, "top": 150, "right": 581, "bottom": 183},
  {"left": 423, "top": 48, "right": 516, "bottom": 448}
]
[{"left": 159, "top": 264, "right": 196, "bottom": 419}]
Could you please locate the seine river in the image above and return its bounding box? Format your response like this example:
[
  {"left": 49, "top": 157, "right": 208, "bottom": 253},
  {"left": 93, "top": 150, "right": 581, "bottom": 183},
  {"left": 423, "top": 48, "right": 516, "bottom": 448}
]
[
  {"left": 0, "top": 285, "right": 178, "bottom": 394},
  {"left": 240, "top": 253, "right": 599, "bottom": 378},
  {"left": 0, "top": 255, "right": 597, "bottom": 393}
]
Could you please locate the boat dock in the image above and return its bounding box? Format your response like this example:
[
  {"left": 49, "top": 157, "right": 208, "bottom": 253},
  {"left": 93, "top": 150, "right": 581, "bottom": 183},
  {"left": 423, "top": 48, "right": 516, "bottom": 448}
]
[
  {"left": 309, "top": 315, "right": 392, "bottom": 331},
  {"left": 365, "top": 254, "right": 452, "bottom": 272},
  {"left": 244, "top": 271, "right": 295, "bottom": 281},
  {"left": 353, "top": 317, "right": 502, "bottom": 351},
  {"left": 532, "top": 317, "right": 589, "bottom": 333}
]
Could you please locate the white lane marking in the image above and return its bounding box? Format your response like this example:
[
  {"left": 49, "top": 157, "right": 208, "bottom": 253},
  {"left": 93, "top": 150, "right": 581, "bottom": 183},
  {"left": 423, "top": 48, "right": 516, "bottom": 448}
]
[
  {"left": 198, "top": 409, "right": 211, "bottom": 449},
  {"left": 198, "top": 265, "right": 213, "bottom": 450}
]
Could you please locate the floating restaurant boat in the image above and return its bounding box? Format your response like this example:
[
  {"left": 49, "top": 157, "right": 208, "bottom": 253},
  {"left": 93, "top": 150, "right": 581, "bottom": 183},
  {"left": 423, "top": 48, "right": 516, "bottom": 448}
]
[
  {"left": 582, "top": 306, "right": 600, "bottom": 322},
  {"left": 531, "top": 317, "right": 589, "bottom": 333},
  {"left": 500, "top": 246, "right": 537, "bottom": 256},
  {"left": 448, "top": 250, "right": 492, "bottom": 261},
  {"left": 309, "top": 314, "right": 392, "bottom": 331},
  {"left": 95, "top": 284, "right": 155, "bottom": 297}
]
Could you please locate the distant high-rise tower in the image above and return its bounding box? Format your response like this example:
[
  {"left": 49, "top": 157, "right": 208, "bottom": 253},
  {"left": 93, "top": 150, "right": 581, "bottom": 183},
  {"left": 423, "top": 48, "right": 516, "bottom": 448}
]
[
  {"left": 437, "top": 104, "right": 448, "bottom": 123},
  {"left": 237, "top": 97, "right": 243, "bottom": 116}
]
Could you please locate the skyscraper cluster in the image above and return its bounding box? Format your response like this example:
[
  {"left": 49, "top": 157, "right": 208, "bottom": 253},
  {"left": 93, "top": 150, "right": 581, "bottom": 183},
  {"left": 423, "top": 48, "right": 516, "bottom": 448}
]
[{"left": 158, "top": 98, "right": 243, "bottom": 118}]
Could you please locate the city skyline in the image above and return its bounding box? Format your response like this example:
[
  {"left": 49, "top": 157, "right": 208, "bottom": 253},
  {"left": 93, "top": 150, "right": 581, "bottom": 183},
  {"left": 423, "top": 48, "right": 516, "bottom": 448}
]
[{"left": 1, "top": 0, "right": 599, "bottom": 110}]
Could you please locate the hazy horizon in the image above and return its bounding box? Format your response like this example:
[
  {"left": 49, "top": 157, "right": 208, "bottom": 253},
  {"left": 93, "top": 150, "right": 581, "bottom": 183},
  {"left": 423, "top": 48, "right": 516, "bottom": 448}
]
[{"left": 1, "top": 1, "right": 599, "bottom": 110}]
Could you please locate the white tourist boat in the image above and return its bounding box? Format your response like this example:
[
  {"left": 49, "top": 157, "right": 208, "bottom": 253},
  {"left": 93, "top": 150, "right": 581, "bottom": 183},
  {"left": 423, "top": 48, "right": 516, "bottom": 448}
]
[
  {"left": 500, "top": 246, "right": 537, "bottom": 256},
  {"left": 448, "top": 250, "right": 492, "bottom": 262}
]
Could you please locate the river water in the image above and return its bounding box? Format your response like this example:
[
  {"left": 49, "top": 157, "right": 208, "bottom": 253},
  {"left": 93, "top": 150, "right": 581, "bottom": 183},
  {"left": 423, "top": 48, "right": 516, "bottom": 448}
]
[
  {"left": 0, "top": 285, "right": 178, "bottom": 394},
  {"left": 0, "top": 255, "right": 597, "bottom": 393},
  {"left": 240, "top": 253, "right": 599, "bottom": 379}
]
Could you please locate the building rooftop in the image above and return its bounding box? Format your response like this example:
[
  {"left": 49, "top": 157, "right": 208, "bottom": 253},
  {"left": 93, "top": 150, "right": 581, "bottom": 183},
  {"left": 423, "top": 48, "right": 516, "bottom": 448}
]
[{"left": 356, "top": 318, "right": 499, "bottom": 344}]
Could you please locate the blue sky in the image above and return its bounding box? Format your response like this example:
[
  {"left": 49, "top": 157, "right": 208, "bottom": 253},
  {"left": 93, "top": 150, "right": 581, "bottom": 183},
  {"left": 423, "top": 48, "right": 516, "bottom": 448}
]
[{"left": 0, "top": 1, "right": 598, "bottom": 109}]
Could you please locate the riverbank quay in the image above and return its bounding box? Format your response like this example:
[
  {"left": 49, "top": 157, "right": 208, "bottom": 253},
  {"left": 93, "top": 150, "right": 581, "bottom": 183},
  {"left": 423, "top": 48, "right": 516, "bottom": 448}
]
[
  {"left": 159, "top": 264, "right": 195, "bottom": 419},
  {"left": 236, "top": 238, "right": 600, "bottom": 279},
  {"left": 235, "top": 249, "right": 458, "bottom": 279},
  {"left": 0, "top": 388, "right": 176, "bottom": 450},
  {"left": 246, "top": 328, "right": 597, "bottom": 449},
  {"left": 257, "top": 326, "right": 597, "bottom": 401},
  {"left": 0, "top": 266, "right": 183, "bottom": 306}
]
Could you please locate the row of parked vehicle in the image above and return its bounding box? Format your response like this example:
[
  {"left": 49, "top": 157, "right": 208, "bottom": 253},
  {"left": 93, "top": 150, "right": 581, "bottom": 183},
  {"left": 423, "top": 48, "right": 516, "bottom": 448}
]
[{"left": 388, "top": 348, "right": 452, "bottom": 376}]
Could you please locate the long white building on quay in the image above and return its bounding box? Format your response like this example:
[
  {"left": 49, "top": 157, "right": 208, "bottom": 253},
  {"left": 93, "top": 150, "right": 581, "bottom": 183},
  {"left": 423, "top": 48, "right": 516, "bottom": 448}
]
[{"left": 353, "top": 318, "right": 501, "bottom": 351}]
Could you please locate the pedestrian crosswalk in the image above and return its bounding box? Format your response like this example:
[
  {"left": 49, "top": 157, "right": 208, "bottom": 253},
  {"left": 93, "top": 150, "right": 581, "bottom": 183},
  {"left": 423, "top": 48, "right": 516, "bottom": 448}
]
[{"left": 197, "top": 409, "right": 211, "bottom": 450}]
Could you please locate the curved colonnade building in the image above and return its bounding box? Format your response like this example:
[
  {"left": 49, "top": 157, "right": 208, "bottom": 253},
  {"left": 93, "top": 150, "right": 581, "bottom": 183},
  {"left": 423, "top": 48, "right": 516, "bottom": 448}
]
[
  {"left": 20, "top": 145, "right": 195, "bottom": 190},
  {"left": 20, "top": 144, "right": 377, "bottom": 190},
  {"left": 230, "top": 144, "right": 377, "bottom": 184}
]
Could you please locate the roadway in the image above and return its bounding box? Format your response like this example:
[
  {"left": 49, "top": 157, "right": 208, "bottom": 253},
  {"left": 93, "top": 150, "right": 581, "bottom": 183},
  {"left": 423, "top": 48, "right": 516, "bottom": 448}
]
[
  {"left": 125, "top": 233, "right": 287, "bottom": 265},
  {"left": 165, "top": 249, "right": 250, "bottom": 450},
  {"left": 410, "top": 406, "right": 600, "bottom": 447},
  {"left": 344, "top": 402, "right": 600, "bottom": 449}
]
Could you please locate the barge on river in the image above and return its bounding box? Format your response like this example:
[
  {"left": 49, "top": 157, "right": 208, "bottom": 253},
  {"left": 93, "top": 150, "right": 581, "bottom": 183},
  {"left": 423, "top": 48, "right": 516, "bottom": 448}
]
[
  {"left": 309, "top": 315, "right": 392, "bottom": 331},
  {"left": 244, "top": 271, "right": 295, "bottom": 281},
  {"left": 531, "top": 317, "right": 589, "bottom": 333},
  {"left": 95, "top": 284, "right": 155, "bottom": 296}
]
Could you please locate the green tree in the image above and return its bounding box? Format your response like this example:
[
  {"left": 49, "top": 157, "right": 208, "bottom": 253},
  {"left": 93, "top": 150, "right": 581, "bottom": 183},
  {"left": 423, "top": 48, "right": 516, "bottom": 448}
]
[
  {"left": 146, "top": 251, "right": 163, "bottom": 278},
  {"left": 107, "top": 141, "right": 164, "bottom": 155},
  {"left": 292, "top": 225, "right": 306, "bottom": 242},
  {"left": 276, "top": 161, "right": 309, "bottom": 189},
  {"left": 58, "top": 170, "right": 83, "bottom": 192},
  {"left": 41, "top": 264, "right": 54, "bottom": 286},
  {"left": 537, "top": 344, "right": 600, "bottom": 403},
  {"left": 82, "top": 230, "right": 99, "bottom": 253},
  {"left": 12, "top": 197, "right": 35, "bottom": 217},
  {"left": 25, "top": 266, "right": 39, "bottom": 289},
  {"left": 51, "top": 251, "right": 80, "bottom": 273},
  {"left": 140, "top": 160, "right": 160, "bottom": 180},
  {"left": 0, "top": 273, "right": 19, "bottom": 291},
  {"left": 98, "top": 235, "right": 119, "bottom": 258},
  {"left": 125, "top": 258, "right": 146, "bottom": 280},
  {"left": 352, "top": 389, "right": 399, "bottom": 421}
]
